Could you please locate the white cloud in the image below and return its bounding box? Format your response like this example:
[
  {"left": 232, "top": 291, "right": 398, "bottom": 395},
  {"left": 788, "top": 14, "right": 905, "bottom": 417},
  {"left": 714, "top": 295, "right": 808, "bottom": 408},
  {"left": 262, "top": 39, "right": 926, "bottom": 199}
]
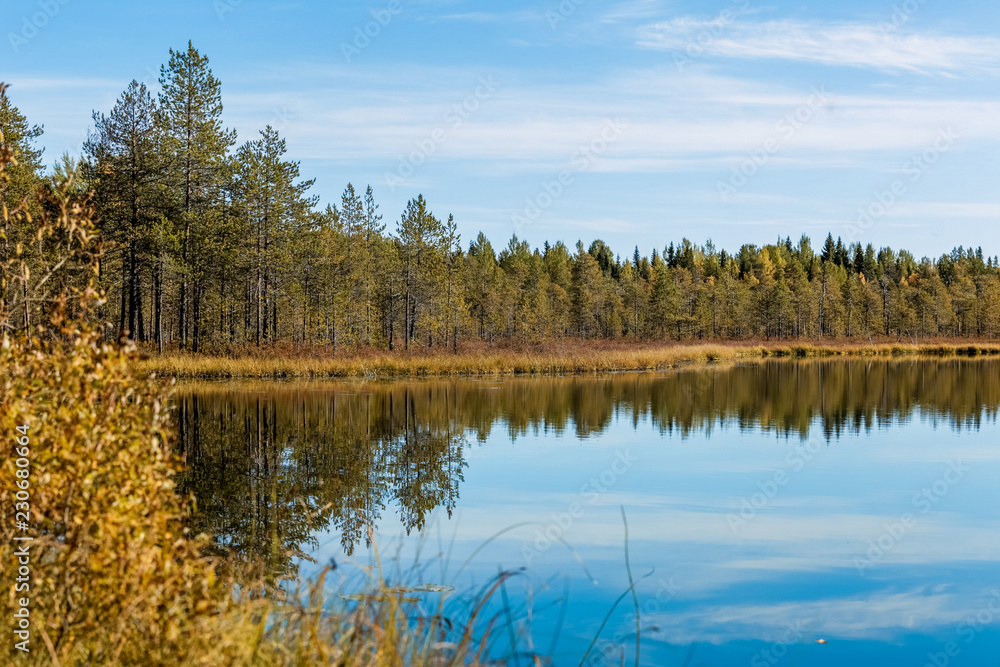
[
  {"left": 600, "top": 0, "right": 667, "bottom": 23},
  {"left": 887, "top": 203, "right": 1000, "bottom": 219},
  {"left": 647, "top": 590, "right": 972, "bottom": 644},
  {"left": 218, "top": 68, "right": 1000, "bottom": 176},
  {"left": 433, "top": 10, "right": 540, "bottom": 24},
  {"left": 637, "top": 19, "right": 1000, "bottom": 75},
  {"left": 16, "top": 62, "right": 1000, "bottom": 190}
]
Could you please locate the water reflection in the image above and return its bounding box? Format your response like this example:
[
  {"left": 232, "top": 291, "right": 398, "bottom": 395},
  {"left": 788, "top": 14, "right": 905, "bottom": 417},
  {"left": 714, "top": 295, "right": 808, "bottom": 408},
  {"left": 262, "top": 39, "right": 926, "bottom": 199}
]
[
  {"left": 176, "top": 387, "right": 468, "bottom": 583},
  {"left": 175, "top": 358, "right": 1000, "bottom": 583}
]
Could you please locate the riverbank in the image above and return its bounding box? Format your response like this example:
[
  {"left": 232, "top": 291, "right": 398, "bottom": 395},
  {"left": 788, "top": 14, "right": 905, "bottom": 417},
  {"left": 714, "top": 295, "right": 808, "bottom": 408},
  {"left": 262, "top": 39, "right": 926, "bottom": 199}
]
[{"left": 135, "top": 339, "right": 1000, "bottom": 379}]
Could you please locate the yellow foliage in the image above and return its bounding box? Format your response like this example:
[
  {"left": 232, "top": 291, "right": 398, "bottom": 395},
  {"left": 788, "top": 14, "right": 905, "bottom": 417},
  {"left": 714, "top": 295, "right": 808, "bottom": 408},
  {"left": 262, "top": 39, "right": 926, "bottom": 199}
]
[
  {"left": 0, "top": 88, "right": 235, "bottom": 663},
  {"left": 0, "top": 329, "right": 234, "bottom": 665}
]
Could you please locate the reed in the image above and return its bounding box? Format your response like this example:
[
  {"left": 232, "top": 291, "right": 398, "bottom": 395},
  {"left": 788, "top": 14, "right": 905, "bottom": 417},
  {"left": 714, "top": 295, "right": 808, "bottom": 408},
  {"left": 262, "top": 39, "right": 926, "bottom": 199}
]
[{"left": 136, "top": 340, "right": 1000, "bottom": 380}]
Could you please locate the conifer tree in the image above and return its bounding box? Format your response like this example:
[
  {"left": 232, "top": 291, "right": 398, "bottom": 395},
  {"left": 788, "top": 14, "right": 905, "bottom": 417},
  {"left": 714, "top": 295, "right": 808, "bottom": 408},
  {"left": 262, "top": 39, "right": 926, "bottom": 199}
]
[
  {"left": 157, "top": 42, "right": 236, "bottom": 349},
  {"left": 234, "top": 126, "right": 316, "bottom": 346},
  {"left": 397, "top": 195, "right": 444, "bottom": 349},
  {"left": 0, "top": 89, "right": 43, "bottom": 211},
  {"left": 0, "top": 88, "right": 45, "bottom": 322},
  {"left": 85, "top": 80, "right": 161, "bottom": 342}
]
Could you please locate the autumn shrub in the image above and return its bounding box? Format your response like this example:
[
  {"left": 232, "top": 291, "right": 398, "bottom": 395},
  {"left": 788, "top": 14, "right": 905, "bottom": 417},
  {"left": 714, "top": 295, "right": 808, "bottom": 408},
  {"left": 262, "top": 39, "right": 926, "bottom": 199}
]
[
  {"left": 0, "top": 326, "right": 244, "bottom": 665},
  {"left": 0, "top": 79, "right": 236, "bottom": 664}
]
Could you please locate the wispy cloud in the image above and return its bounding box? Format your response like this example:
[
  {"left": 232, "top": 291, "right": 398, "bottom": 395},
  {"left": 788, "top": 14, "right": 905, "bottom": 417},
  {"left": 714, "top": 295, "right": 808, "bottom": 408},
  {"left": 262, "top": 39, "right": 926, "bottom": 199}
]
[
  {"left": 637, "top": 19, "right": 1000, "bottom": 75},
  {"left": 436, "top": 12, "right": 502, "bottom": 23},
  {"left": 600, "top": 0, "right": 667, "bottom": 23},
  {"left": 216, "top": 65, "right": 1000, "bottom": 176},
  {"left": 648, "top": 590, "right": 972, "bottom": 644},
  {"left": 431, "top": 10, "right": 540, "bottom": 24}
]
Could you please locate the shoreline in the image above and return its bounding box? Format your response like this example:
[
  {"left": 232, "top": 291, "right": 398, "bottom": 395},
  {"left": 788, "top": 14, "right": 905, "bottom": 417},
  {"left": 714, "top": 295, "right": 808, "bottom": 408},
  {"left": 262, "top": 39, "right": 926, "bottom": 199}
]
[{"left": 134, "top": 340, "right": 1000, "bottom": 380}]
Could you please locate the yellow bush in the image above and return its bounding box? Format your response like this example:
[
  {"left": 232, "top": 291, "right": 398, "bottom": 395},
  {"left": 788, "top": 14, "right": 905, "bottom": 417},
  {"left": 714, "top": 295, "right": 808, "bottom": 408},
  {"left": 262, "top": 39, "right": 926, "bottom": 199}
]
[
  {"left": 0, "top": 80, "right": 237, "bottom": 663},
  {"left": 0, "top": 329, "right": 237, "bottom": 665}
]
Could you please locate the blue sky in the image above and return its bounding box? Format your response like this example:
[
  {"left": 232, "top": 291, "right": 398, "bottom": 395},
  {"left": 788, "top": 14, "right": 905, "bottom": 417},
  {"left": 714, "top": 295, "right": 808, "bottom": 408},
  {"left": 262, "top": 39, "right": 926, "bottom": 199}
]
[{"left": 4, "top": 0, "right": 1000, "bottom": 258}]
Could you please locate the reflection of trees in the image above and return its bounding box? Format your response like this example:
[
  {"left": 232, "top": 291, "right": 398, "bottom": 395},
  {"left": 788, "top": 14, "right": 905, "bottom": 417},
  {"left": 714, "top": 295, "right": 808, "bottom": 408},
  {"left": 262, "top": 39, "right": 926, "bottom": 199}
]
[
  {"left": 175, "top": 359, "right": 1000, "bottom": 579},
  {"left": 176, "top": 386, "right": 469, "bottom": 582},
  {"left": 446, "top": 359, "right": 1000, "bottom": 439}
]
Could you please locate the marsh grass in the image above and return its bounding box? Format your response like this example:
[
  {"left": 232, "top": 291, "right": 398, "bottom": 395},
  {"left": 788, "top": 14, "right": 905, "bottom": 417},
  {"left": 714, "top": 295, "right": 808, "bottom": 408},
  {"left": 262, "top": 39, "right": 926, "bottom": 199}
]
[
  {"left": 137, "top": 339, "right": 1000, "bottom": 380},
  {"left": 217, "top": 538, "right": 549, "bottom": 667}
]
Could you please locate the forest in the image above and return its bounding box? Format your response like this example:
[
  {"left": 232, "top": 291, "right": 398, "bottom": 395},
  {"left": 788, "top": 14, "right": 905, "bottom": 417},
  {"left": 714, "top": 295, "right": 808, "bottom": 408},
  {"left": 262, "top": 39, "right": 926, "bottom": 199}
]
[{"left": 3, "top": 43, "right": 1000, "bottom": 354}]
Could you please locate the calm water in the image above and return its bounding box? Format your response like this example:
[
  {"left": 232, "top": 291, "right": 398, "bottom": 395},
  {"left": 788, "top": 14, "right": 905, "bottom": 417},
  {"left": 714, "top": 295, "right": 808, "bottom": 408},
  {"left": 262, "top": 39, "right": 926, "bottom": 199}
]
[{"left": 176, "top": 359, "right": 1000, "bottom": 666}]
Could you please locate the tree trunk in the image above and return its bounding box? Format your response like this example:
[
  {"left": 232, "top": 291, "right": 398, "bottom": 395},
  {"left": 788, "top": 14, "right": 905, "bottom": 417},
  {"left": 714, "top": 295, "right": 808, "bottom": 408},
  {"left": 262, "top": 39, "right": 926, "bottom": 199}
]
[
  {"left": 118, "top": 257, "right": 128, "bottom": 336},
  {"left": 155, "top": 257, "right": 163, "bottom": 354},
  {"left": 192, "top": 281, "right": 201, "bottom": 353}
]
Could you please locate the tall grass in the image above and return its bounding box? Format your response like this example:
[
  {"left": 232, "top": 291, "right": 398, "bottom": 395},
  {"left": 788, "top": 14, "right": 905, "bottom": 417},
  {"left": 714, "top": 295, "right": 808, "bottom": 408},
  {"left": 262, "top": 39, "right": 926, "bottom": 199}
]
[{"left": 137, "top": 340, "right": 1000, "bottom": 380}]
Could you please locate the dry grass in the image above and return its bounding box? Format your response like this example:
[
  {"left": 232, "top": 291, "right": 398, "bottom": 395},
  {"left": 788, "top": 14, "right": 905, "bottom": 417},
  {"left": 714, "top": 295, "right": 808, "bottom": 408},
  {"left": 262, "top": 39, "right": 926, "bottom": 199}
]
[{"left": 136, "top": 339, "right": 1000, "bottom": 380}]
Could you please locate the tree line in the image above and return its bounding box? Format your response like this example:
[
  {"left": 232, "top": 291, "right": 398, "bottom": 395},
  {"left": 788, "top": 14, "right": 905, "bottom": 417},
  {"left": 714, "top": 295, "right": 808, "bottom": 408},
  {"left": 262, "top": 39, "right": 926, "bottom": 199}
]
[{"left": 3, "top": 44, "right": 1000, "bottom": 351}]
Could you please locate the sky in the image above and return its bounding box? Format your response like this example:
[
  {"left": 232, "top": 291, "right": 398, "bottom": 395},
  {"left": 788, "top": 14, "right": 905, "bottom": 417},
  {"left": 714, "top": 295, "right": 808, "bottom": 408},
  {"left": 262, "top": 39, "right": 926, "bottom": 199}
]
[{"left": 4, "top": 0, "right": 1000, "bottom": 259}]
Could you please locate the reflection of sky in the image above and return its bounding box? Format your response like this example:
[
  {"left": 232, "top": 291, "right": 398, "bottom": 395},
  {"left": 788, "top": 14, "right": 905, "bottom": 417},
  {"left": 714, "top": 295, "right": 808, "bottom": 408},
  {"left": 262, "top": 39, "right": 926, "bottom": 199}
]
[{"left": 304, "top": 412, "right": 1000, "bottom": 666}]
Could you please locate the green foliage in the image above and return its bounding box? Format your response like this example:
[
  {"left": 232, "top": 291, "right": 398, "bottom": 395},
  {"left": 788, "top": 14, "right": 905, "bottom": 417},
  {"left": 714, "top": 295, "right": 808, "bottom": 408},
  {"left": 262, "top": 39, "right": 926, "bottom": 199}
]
[{"left": 0, "top": 87, "right": 44, "bottom": 211}]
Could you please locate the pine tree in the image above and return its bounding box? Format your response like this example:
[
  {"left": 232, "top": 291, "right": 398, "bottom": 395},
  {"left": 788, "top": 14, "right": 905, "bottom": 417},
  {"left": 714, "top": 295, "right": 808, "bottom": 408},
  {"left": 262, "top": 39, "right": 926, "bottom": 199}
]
[
  {"left": 85, "top": 80, "right": 162, "bottom": 342},
  {"left": 0, "top": 89, "right": 43, "bottom": 211},
  {"left": 467, "top": 232, "right": 501, "bottom": 341},
  {"left": 442, "top": 214, "right": 463, "bottom": 351},
  {"left": 571, "top": 241, "right": 603, "bottom": 338},
  {"left": 397, "top": 195, "right": 444, "bottom": 349},
  {"left": 0, "top": 88, "right": 45, "bottom": 323},
  {"left": 157, "top": 42, "right": 236, "bottom": 349},
  {"left": 234, "top": 126, "right": 316, "bottom": 346},
  {"left": 363, "top": 185, "right": 384, "bottom": 345}
]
